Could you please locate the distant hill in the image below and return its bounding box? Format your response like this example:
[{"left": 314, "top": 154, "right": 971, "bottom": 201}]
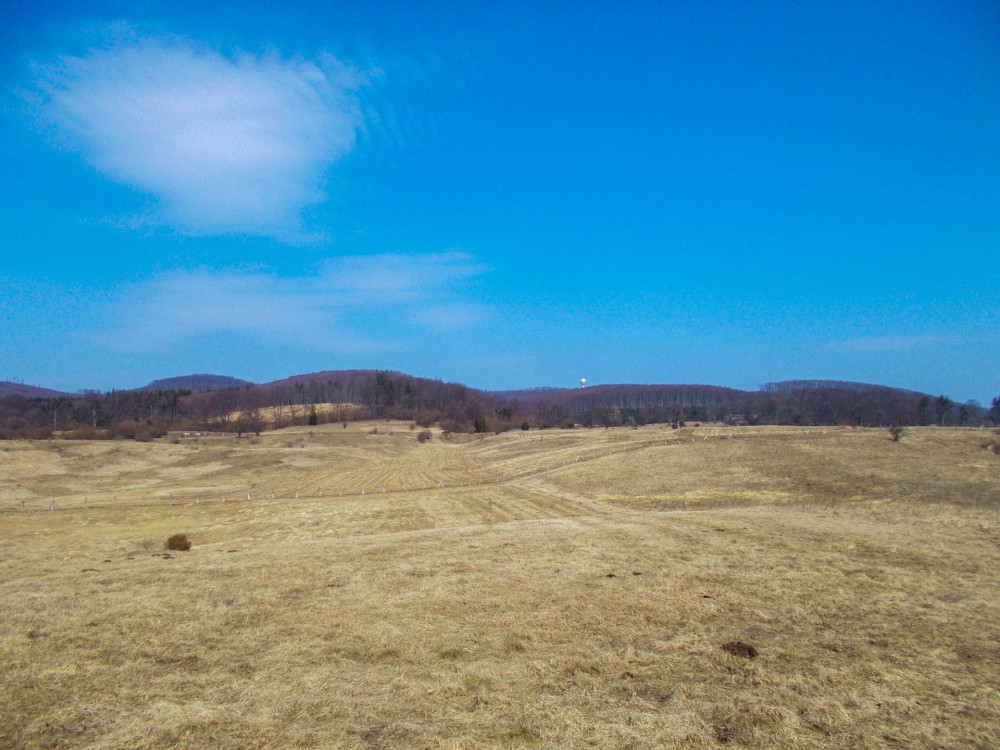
[
  {"left": 256, "top": 370, "right": 487, "bottom": 419},
  {"left": 142, "top": 374, "right": 253, "bottom": 392},
  {"left": 0, "top": 381, "right": 72, "bottom": 399},
  {"left": 258, "top": 369, "right": 388, "bottom": 390},
  {"left": 759, "top": 379, "right": 918, "bottom": 394},
  {"left": 0, "top": 369, "right": 990, "bottom": 439},
  {"left": 488, "top": 387, "right": 564, "bottom": 399},
  {"left": 507, "top": 383, "right": 745, "bottom": 407}
]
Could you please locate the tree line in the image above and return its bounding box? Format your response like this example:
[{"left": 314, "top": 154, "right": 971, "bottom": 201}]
[{"left": 0, "top": 371, "right": 995, "bottom": 440}]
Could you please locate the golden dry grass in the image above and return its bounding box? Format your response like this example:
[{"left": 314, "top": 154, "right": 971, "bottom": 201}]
[{"left": 1, "top": 424, "right": 998, "bottom": 748}]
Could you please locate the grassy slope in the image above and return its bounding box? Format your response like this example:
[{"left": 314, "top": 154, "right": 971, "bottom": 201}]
[{"left": 1, "top": 425, "right": 998, "bottom": 749}]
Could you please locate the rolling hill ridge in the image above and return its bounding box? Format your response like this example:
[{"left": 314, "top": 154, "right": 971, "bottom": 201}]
[{"left": 0, "top": 369, "right": 992, "bottom": 439}]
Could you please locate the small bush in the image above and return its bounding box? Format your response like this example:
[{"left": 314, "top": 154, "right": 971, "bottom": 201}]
[
  {"left": 888, "top": 424, "right": 905, "bottom": 442},
  {"left": 417, "top": 430, "right": 432, "bottom": 443},
  {"left": 722, "top": 640, "right": 758, "bottom": 659},
  {"left": 166, "top": 533, "right": 192, "bottom": 551},
  {"left": 439, "top": 418, "right": 469, "bottom": 433}
]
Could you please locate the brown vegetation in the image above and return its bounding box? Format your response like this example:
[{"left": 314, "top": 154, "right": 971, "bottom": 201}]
[
  {"left": 2, "top": 371, "right": 994, "bottom": 442},
  {"left": 1, "top": 424, "right": 998, "bottom": 748},
  {"left": 166, "top": 533, "right": 191, "bottom": 551},
  {"left": 721, "top": 641, "right": 759, "bottom": 660}
]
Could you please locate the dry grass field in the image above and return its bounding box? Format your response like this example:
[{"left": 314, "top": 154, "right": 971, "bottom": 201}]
[{"left": 2, "top": 424, "right": 999, "bottom": 748}]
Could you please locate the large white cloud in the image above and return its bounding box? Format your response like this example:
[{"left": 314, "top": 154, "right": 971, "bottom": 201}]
[{"left": 32, "top": 37, "right": 365, "bottom": 238}]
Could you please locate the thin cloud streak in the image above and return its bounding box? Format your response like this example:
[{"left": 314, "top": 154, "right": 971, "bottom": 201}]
[
  {"left": 317, "top": 253, "right": 489, "bottom": 298},
  {"left": 823, "top": 333, "right": 956, "bottom": 353},
  {"left": 412, "top": 303, "right": 487, "bottom": 331},
  {"left": 31, "top": 37, "right": 366, "bottom": 239},
  {"left": 98, "top": 253, "right": 490, "bottom": 353}
]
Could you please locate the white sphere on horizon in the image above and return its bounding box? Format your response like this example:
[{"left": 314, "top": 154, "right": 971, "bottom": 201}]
[{"left": 581, "top": 378, "right": 587, "bottom": 388}]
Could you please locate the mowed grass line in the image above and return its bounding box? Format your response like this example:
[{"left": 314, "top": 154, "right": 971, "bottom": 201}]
[
  {"left": 548, "top": 426, "right": 1000, "bottom": 510},
  {"left": 0, "top": 423, "right": 679, "bottom": 512}
]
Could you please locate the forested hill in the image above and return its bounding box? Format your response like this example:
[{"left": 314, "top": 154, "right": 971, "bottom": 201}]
[
  {"left": 0, "top": 381, "right": 72, "bottom": 399},
  {"left": 252, "top": 370, "right": 493, "bottom": 423},
  {"left": 759, "top": 379, "right": 918, "bottom": 394},
  {"left": 501, "top": 383, "right": 744, "bottom": 407},
  {"left": 142, "top": 374, "right": 253, "bottom": 392},
  {"left": 488, "top": 387, "right": 563, "bottom": 399},
  {"left": 0, "top": 369, "right": 994, "bottom": 440}
]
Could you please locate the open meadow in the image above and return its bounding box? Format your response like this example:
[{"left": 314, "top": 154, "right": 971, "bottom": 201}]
[{"left": 2, "top": 423, "right": 999, "bottom": 749}]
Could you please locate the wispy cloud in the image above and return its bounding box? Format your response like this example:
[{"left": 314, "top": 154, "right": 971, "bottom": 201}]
[
  {"left": 318, "top": 253, "right": 489, "bottom": 299},
  {"left": 99, "top": 253, "right": 490, "bottom": 352},
  {"left": 31, "top": 36, "right": 366, "bottom": 239},
  {"left": 823, "top": 333, "right": 956, "bottom": 353}
]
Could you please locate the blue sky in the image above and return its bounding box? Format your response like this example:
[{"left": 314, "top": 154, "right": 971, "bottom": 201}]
[{"left": 1, "top": 0, "right": 997, "bottom": 402}]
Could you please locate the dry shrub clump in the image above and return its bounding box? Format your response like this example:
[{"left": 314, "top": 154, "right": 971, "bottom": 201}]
[
  {"left": 722, "top": 640, "right": 758, "bottom": 659},
  {"left": 166, "top": 533, "right": 191, "bottom": 551},
  {"left": 417, "top": 430, "right": 432, "bottom": 443}
]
